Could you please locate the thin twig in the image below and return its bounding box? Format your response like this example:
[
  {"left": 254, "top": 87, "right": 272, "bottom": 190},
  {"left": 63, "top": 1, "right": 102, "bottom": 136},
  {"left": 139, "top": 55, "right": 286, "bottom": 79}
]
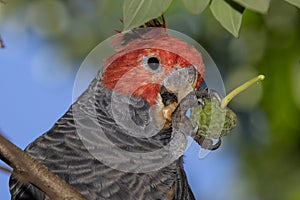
[
  {"left": 0, "top": 0, "right": 6, "bottom": 48},
  {"left": 0, "top": 133, "right": 87, "bottom": 200},
  {"left": 0, "top": 35, "right": 5, "bottom": 48}
]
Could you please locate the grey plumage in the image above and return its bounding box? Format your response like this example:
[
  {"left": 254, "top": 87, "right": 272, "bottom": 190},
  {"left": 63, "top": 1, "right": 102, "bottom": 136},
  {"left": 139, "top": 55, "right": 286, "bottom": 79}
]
[{"left": 9, "top": 75, "right": 196, "bottom": 200}]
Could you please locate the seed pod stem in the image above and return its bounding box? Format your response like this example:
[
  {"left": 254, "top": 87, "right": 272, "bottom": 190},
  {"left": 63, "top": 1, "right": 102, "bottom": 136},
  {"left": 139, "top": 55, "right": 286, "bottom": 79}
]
[{"left": 221, "top": 75, "right": 265, "bottom": 108}]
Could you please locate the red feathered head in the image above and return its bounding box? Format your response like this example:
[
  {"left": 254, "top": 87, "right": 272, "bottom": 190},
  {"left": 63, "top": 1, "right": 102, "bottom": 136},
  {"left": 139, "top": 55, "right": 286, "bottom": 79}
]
[{"left": 102, "top": 28, "right": 205, "bottom": 106}]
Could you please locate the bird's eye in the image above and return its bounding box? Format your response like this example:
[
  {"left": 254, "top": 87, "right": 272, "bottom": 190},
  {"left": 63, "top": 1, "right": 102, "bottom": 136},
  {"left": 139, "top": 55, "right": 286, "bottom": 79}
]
[{"left": 147, "top": 57, "right": 160, "bottom": 70}]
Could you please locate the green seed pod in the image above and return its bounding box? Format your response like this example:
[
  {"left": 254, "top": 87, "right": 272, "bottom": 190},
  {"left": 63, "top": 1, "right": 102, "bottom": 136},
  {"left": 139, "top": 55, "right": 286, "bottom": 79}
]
[
  {"left": 172, "top": 74, "right": 264, "bottom": 151},
  {"left": 190, "top": 96, "right": 237, "bottom": 140}
]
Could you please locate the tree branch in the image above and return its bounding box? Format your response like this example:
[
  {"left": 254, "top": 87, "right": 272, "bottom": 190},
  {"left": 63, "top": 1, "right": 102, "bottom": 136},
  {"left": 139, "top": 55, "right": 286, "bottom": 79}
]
[
  {"left": 0, "top": 165, "right": 12, "bottom": 174},
  {"left": 0, "top": 133, "right": 87, "bottom": 200}
]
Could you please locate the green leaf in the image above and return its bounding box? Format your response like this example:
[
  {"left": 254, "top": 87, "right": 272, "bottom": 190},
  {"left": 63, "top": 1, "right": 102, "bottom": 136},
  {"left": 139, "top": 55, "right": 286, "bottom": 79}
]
[
  {"left": 182, "top": 0, "right": 210, "bottom": 14},
  {"left": 123, "top": 0, "right": 173, "bottom": 31},
  {"left": 285, "top": 0, "right": 300, "bottom": 9},
  {"left": 233, "top": 0, "right": 270, "bottom": 13},
  {"left": 210, "top": 0, "right": 243, "bottom": 37}
]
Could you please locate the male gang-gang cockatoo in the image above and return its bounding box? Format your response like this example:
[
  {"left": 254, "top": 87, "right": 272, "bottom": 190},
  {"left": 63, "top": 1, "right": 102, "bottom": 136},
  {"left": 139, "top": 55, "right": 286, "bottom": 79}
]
[{"left": 8, "top": 27, "right": 224, "bottom": 200}]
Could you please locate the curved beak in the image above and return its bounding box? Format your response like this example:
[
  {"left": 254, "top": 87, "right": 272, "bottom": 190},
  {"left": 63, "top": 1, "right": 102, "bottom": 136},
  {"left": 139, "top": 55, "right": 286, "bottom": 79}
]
[
  {"left": 160, "top": 66, "right": 199, "bottom": 122},
  {"left": 162, "top": 66, "right": 198, "bottom": 102}
]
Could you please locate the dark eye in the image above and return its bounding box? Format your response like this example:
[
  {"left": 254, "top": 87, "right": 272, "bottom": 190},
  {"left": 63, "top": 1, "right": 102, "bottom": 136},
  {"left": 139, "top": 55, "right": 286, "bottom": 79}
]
[{"left": 147, "top": 57, "right": 160, "bottom": 70}]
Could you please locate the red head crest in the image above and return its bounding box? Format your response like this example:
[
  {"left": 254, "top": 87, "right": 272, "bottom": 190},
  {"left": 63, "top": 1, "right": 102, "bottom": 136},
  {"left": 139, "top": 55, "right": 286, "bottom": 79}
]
[{"left": 102, "top": 28, "right": 205, "bottom": 105}]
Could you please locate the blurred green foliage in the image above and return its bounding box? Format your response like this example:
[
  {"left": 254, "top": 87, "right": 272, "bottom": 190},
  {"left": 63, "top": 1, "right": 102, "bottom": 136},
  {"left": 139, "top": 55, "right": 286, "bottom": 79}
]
[
  {"left": 122, "top": 0, "right": 297, "bottom": 37},
  {"left": 123, "top": 0, "right": 172, "bottom": 30},
  {"left": 1, "top": 0, "right": 300, "bottom": 199}
]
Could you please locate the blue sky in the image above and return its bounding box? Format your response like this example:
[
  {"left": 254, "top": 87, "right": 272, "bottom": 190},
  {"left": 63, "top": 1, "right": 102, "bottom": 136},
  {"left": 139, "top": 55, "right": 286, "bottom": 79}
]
[{"left": 0, "top": 19, "right": 239, "bottom": 200}]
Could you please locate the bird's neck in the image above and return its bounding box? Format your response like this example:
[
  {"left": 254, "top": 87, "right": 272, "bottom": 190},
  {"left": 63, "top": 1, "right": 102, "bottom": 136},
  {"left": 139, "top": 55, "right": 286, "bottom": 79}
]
[{"left": 73, "top": 77, "right": 177, "bottom": 150}]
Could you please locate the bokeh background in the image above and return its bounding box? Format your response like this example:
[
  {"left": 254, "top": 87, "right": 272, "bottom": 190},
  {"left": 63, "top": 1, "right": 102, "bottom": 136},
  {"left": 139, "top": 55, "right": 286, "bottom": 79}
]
[{"left": 0, "top": 0, "right": 300, "bottom": 199}]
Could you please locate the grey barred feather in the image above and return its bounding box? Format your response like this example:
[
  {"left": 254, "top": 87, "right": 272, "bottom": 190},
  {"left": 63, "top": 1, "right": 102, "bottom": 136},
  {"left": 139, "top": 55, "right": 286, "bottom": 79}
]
[{"left": 9, "top": 76, "right": 196, "bottom": 200}]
